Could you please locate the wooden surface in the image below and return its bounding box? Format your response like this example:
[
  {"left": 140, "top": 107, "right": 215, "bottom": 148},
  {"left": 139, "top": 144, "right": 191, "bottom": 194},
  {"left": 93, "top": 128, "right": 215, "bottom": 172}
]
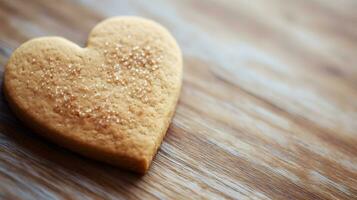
[{"left": 0, "top": 0, "right": 356, "bottom": 199}]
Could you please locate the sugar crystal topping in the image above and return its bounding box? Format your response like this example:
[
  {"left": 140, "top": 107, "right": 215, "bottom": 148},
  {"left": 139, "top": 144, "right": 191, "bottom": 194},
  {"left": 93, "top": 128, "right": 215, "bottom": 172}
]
[{"left": 28, "top": 40, "right": 163, "bottom": 130}]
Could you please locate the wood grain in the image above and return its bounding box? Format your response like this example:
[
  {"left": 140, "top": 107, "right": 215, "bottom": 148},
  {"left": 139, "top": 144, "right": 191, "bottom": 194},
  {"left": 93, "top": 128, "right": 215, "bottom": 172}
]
[{"left": 0, "top": 0, "right": 356, "bottom": 199}]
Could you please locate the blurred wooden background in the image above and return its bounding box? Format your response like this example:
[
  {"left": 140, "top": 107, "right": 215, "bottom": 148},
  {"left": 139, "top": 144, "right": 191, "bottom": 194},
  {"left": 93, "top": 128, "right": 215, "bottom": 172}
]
[{"left": 0, "top": 0, "right": 356, "bottom": 199}]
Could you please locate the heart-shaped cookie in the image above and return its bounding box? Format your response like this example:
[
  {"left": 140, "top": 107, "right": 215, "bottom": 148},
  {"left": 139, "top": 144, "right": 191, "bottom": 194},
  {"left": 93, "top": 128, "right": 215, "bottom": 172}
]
[{"left": 4, "top": 17, "right": 182, "bottom": 173}]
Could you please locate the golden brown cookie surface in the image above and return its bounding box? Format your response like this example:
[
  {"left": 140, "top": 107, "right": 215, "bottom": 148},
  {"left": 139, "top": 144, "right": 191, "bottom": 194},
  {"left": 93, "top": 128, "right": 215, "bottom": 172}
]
[{"left": 4, "top": 17, "right": 182, "bottom": 173}]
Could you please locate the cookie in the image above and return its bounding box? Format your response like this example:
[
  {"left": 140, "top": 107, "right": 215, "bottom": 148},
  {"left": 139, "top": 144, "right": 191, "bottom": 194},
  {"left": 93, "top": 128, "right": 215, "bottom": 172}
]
[{"left": 4, "top": 16, "right": 182, "bottom": 173}]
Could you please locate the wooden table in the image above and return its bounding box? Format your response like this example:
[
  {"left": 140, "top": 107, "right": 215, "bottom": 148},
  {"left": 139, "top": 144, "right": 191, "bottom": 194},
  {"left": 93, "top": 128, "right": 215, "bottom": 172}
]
[{"left": 0, "top": 0, "right": 356, "bottom": 199}]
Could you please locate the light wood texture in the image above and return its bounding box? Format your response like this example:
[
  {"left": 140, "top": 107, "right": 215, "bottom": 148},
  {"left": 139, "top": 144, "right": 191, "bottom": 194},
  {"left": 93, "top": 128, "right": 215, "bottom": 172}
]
[{"left": 0, "top": 0, "right": 356, "bottom": 199}]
